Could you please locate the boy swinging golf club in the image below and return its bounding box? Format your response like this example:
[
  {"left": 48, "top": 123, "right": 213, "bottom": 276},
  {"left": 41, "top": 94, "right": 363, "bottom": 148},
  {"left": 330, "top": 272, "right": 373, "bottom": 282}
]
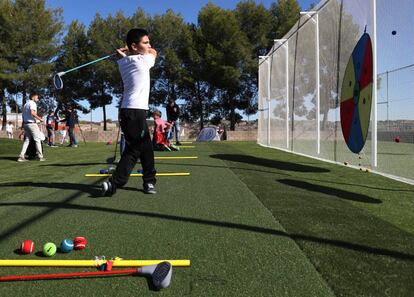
[{"left": 101, "top": 28, "right": 157, "bottom": 196}]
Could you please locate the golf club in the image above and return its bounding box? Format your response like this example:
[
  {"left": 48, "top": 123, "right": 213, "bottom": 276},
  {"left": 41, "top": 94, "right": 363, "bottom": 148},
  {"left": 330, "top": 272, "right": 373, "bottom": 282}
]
[
  {"left": 0, "top": 268, "right": 137, "bottom": 282},
  {"left": 53, "top": 53, "right": 116, "bottom": 90},
  {"left": 0, "top": 261, "right": 173, "bottom": 290},
  {"left": 107, "top": 124, "right": 121, "bottom": 164}
]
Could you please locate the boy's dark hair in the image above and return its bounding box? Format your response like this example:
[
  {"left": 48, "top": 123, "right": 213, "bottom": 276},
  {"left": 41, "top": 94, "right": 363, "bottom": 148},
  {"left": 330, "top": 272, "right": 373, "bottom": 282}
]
[
  {"left": 126, "top": 28, "right": 149, "bottom": 50},
  {"left": 30, "top": 92, "right": 39, "bottom": 99}
]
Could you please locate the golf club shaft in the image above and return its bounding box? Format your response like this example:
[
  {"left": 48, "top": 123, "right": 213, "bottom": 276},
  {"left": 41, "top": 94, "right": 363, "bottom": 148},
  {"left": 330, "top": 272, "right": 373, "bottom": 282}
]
[
  {"left": 61, "top": 54, "right": 115, "bottom": 76},
  {"left": 0, "top": 269, "right": 137, "bottom": 282},
  {"left": 113, "top": 125, "right": 121, "bottom": 161}
]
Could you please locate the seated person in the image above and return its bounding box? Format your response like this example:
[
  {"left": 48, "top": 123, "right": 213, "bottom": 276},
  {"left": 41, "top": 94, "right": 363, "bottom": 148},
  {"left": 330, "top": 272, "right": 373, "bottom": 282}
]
[{"left": 152, "top": 110, "right": 179, "bottom": 151}]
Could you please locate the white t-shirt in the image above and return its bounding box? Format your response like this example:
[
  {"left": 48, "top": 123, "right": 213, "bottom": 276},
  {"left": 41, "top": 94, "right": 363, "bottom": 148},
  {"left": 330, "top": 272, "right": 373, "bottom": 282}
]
[
  {"left": 6, "top": 123, "right": 13, "bottom": 132},
  {"left": 117, "top": 54, "right": 155, "bottom": 110},
  {"left": 22, "top": 100, "right": 37, "bottom": 123}
]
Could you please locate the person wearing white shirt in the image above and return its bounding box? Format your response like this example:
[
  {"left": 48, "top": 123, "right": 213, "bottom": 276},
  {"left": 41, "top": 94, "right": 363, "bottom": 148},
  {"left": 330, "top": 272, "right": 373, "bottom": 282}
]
[
  {"left": 5, "top": 121, "right": 14, "bottom": 139},
  {"left": 101, "top": 28, "right": 157, "bottom": 196},
  {"left": 17, "top": 93, "right": 45, "bottom": 162}
]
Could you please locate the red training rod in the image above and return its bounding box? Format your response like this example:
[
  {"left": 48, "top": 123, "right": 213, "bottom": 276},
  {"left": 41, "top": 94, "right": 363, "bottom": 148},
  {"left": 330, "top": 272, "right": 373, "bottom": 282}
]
[{"left": 0, "top": 269, "right": 137, "bottom": 282}]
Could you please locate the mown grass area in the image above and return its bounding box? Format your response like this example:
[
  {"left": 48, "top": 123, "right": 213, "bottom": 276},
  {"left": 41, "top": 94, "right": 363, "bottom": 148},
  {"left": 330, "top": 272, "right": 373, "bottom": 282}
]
[{"left": 0, "top": 139, "right": 413, "bottom": 296}]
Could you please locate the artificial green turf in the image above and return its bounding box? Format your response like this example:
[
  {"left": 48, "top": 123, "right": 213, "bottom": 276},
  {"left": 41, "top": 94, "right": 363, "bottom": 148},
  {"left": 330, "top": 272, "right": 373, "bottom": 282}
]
[
  {"left": 0, "top": 139, "right": 333, "bottom": 297},
  {"left": 0, "top": 139, "right": 413, "bottom": 296},
  {"left": 211, "top": 141, "right": 414, "bottom": 297},
  {"left": 267, "top": 138, "right": 414, "bottom": 180}
]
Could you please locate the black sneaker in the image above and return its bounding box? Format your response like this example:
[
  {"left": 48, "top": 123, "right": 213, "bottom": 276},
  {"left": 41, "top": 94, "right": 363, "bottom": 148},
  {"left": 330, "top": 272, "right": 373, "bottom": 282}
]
[
  {"left": 176, "top": 141, "right": 182, "bottom": 145},
  {"left": 101, "top": 180, "right": 116, "bottom": 196},
  {"left": 143, "top": 183, "right": 157, "bottom": 194}
]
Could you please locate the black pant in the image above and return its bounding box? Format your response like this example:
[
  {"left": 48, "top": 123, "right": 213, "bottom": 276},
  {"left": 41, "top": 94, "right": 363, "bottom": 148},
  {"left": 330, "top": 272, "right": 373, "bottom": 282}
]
[
  {"left": 47, "top": 126, "right": 54, "bottom": 145},
  {"left": 111, "top": 108, "right": 156, "bottom": 187},
  {"left": 68, "top": 127, "right": 76, "bottom": 145}
]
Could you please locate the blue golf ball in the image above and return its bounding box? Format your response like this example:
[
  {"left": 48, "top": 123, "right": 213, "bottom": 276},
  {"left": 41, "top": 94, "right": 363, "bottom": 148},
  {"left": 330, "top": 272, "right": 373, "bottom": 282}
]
[
  {"left": 100, "top": 169, "right": 108, "bottom": 174},
  {"left": 60, "top": 239, "right": 74, "bottom": 253},
  {"left": 137, "top": 169, "right": 143, "bottom": 174}
]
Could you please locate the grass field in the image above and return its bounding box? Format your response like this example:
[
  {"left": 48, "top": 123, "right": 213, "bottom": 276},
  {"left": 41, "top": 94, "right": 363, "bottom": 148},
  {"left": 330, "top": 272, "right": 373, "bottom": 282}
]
[{"left": 0, "top": 139, "right": 413, "bottom": 296}]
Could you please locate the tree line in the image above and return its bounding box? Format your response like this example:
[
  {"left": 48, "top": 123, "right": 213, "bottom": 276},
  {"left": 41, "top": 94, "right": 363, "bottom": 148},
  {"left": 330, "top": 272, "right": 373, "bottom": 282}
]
[{"left": 0, "top": 0, "right": 302, "bottom": 131}]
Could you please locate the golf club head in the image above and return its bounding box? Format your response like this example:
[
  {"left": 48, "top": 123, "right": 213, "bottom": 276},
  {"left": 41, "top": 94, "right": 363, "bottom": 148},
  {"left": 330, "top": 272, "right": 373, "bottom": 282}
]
[
  {"left": 53, "top": 73, "right": 63, "bottom": 90},
  {"left": 138, "top": 261, "right": 172, "bottom": 290},
  {"left": 106, "top": 156, "right": 116, "bottom": 164}
]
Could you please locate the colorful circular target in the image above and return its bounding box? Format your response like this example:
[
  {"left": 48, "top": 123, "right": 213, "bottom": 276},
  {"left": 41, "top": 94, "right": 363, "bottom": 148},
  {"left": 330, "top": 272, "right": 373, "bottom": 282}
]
[{"left": 340, "top": 33, "right": 373, "bottom": 154}]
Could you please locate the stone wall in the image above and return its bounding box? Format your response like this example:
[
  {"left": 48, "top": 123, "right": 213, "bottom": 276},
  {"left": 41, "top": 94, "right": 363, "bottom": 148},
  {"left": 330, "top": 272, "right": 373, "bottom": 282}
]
[
  {"left": 0, "top": 121, "right": 260, "bottom": 142},
  {"left": 226, "top": 130, "right": 257, "bottom": 141}
]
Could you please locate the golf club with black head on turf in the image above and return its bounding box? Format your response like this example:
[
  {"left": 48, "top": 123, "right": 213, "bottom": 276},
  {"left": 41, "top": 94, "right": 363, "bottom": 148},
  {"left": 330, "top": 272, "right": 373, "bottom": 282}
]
[
  {"left": 0, "top": 261, "right": 173, "bottom": 290},
  {"left": 53, "top": 53, "right": 117, "bottom": 90}
]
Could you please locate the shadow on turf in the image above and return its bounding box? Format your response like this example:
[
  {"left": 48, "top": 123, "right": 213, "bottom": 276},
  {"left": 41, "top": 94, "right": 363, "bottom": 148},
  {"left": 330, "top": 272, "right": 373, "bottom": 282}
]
[
  {"left": 0, "top": 182, "right": 103, "bottom": 198},
  {"left": 0, "top": 156, "right": 19, "bottom": 161},
  {"left": 2, "top": 200, "right": 413, "bottom": 262},
  {"left": 210, "top": 154, "right": 330, "bottom": 173},
  {"left": 158, "top": 161, "right": 413, "bottom": 193},
  {"left": 299, "top": 176, "right": 414, "bottom": 193},
  {"left": 40, "top": 162, "right": 108, "bottom": 167},
  {"left": 277, "top": 179, "right": 382, "bottom": 204}
]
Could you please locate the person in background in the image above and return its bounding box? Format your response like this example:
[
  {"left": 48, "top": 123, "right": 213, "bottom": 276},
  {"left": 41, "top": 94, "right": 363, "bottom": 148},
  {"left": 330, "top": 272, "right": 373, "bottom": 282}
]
[
  {"left": 17, "top": 93, "right": 45, "bottom": 162},
  {"left": 6, "top": 121, "right": 14, "bottom": 139},
  {"left": 64, "top": 106, "right": 78, "bottom": 147},
  {"left": 152, "top": 110, "right": 179, "bottom": 151},
  {"left": 59, "top": 127, "right": 67, "bottom": 145},
  {"left": 166, "top": 98, "right": 181, "bottom": 145},
  {"left": 46, "top": 110, "right": 57, "bottom": 147}
]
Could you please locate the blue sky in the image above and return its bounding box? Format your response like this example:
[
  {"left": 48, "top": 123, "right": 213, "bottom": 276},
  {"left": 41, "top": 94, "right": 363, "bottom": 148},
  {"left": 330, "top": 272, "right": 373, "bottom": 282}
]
[
  {"left": 46, "top": 0, "right": 316, "bottom": 27},
  {"left": 43, "top": 0, "right": 316, "bottom": 122}
]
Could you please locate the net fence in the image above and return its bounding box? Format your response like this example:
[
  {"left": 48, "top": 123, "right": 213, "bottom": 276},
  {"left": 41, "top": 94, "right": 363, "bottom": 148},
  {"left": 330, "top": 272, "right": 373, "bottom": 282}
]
[{"left": 258, "top": 0, "right": 414, "bottom": 183}]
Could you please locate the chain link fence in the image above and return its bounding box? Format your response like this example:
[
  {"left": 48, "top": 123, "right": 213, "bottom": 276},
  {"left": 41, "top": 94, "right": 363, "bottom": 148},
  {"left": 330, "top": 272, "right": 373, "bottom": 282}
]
[{"left": 258, "top": 0, "right": 414, "bottom": 184}]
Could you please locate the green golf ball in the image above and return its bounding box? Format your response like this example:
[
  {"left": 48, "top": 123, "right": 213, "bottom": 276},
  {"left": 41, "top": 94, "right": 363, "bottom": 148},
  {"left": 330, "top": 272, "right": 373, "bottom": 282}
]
[{"left": 43, "top": 242, "right": 57, "bottom": 257}]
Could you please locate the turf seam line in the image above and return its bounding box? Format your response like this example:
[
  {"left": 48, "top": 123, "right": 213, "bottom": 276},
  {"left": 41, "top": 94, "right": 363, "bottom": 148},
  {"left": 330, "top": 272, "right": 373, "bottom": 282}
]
[{"left": 207, "top": 143, "right": 337, "bottom": 294}]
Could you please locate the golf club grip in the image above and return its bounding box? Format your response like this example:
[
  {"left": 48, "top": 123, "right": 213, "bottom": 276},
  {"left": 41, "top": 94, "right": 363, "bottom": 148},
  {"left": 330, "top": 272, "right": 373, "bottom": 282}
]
[{"left": 0, "top": 269, "right": 137, "bottom": 282}]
